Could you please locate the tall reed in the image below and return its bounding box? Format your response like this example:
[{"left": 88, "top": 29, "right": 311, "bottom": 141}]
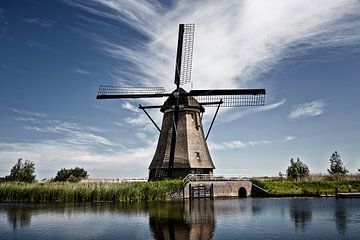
[{"left": 0, "top": 180, "right": 184, "bottom": 203}]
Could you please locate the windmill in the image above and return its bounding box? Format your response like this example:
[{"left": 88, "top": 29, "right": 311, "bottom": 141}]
[{"left": 97, "top": 24, "right": 266, "bottom": 180}]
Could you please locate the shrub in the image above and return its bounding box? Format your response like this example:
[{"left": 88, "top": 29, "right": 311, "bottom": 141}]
[
  {"left": 327, "top": 151, "right": 348, "bottom": 177},
  {"left": 286, "top": 158, "right": 309, "bottom": 181},
  {"left": 54, "top": 167, "right": 88, "bottom": 182},
  {"left": 5, "top": 158, "right": 35, "bottom": 183}
]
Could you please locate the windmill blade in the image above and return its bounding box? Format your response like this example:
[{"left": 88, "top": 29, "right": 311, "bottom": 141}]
[
  {"left": 174, "top": 24, "right": 195, "bottom": 87},
  {"left": 96, "top": 85, "right": 169, "bottom": 99},
  {"left": 189, "top": 89, "right": 266, "bottom": 107}
]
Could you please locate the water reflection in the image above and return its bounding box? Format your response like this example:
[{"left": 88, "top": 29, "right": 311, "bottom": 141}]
[
  {"left": 0, "top": 198, "right": 359, "bottom": 239},
  {"left": 1, "top": 204, "right": 32, "bottom": 230},
  {"left": 289, "top": 199, "right": 312, "bottom": 231},
  {"left": 334, "top": 199, "right": 348, "bottom": 235},
  {"left": 149, "top": 200, "right": 215, "bottom": 240}
]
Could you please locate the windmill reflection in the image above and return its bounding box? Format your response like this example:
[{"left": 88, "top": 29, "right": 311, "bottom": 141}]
[
  {"left": 289, "top": 199, "right": 312, "bottom": 231},
  {"left": 149, "top": 199, "right": 215, "bottom": 240}
]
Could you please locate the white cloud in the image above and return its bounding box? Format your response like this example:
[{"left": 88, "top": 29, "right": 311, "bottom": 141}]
[
  {"left": 9, "top": 107, "right": 46, "bottom": 117},
  {"left": 209, "top": 135, "right": 296, "bottom": 151},
  {"left": 121, "top": 101, "right": 139, "bottom": 113},
  {"left": 220, "top": 99, "right": 286, "bottom": 123},
  {"left": 65, "top": 0, "right": 360, "bottom": 126},
  {"left": 23, "top": 18, "right": 54, "bottom": 28},
  {"left": 21, "top": 119, "right": 116, "bottom": 146},
  {"left": 66, "top": 0, "right": 360, "bottom": 91},
  {"left": 73, "top": 68, "right": 93, "bottom": 75},
  {"left": 284, "top": 136, "right": 295, "bottom": 141},
  {"left": 209, "top": 139, "right": 271, "bottom": 151},
  {"left": 0, "top": 140, "right": 155, "bottom": 179},
  {"left": 0, "top": 116, "right": 156, "bottom": 178},
  {"left": 289, "top": 100, "right": 326, "bottom": 119},
  {"left": 14, "top": 117, "right": 40, "bottom": 123}
]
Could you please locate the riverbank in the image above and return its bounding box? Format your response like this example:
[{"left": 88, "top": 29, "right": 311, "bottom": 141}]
[
  {"left": 0, "top": 180, "right": 184, "bottom": 203},
  {"left": 252, "top": 179, "right": 360, "bottom": 196}
]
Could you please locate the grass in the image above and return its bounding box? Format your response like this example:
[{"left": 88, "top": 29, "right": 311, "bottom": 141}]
[
  {"left": 252, "top": 178, "right": 360, "bottom": 196},
  {"left": 0, "top": 180, "right": 184, "bottom": 203}
]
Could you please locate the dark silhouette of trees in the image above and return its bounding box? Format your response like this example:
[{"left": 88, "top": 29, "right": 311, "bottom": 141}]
[
  {"left": 286, "top": 158, "right": 310, "bottom": 180},
  {"left": 328, "top": 151, "right": 348, "bottom": 176},
  {"left": 6, "top": 158, "right": 36, "bottom": 182},
  {"left": 54, "top": 167, "right": 88, "bottom": 182}
]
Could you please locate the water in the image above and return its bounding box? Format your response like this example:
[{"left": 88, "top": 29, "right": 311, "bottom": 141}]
[{"left": 1, "top": 198, "right": 360, "bottom": 239}]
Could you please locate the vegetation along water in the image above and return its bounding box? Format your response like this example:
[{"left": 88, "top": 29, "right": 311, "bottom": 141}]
[{"left": 0, "top": 180, "right": 184, "bottom": 203}]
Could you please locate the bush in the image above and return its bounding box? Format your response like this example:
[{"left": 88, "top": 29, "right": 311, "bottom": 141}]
[
  {"left": 5, "top": 158, "right": 35, "bottom": 183},
  {"left": 54, "top": 167, "right": 88, "bottom": 182},
  {"left": 327, "top": 151, "right": 348, "bottom": 177},
  {"left": 286, "top": 158, "right": 309, "bottom": 181}
]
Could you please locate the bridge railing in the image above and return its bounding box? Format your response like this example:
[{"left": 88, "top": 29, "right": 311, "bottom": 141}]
[{"left": 183, "top": 174, "right": 250, "bottom": 184}]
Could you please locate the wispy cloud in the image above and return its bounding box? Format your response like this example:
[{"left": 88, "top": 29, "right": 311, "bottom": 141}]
[
  {"left": 73, "top": 68, "right": 94, "bottom": 75},
  {"left": 0, "top": 115, "right": 156, "bottom": 178},
  {"left": 0, "top": 63, "right": 26, "bottom": 73},
  {"left": 0, "top": 140, "right": 155, "bottom": 178},
  {"left": 64, "top": 0, "right": 360, "bottom": 126},
  {"left": 121, "top": 101, "right": 139, "bottom": 113},
  {"left": 65, "top": 0, "right": 360, "bottom": 90},
  {"left": 289, "top": 100, "right": 326, "bottom": 119},
  {"left": 21, "top": 119, "right": 115, "bottom": 146},
  {"left": 209, "top": 139, "right": 272, "bottom": 151},
  {"left": 220, "top": 99, "right": 286, "bottom": 123},
  {"left": 9, "top": 107, "right": 46, "bottom": 117},
  {"left": 209, "top": 135, "right": 296, "bottom": 151},
  {"left": 23, "top": 17, "right": 54, "bottom": 28},
  {"left": 14, "top": 117, "right": 40, "bottom": 123},
  {"left": 284, "top": 136, "right": 296, "bottom": 142}
]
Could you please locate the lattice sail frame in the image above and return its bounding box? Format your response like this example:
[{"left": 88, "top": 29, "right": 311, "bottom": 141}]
[
  {"left": 189, "top": 89, "right": 266, "bottom": 107},
  {"left": 193, "top": 94, "right": 265, "bottom": 107},
  {"left": 179, "top": 24, "right": 195, "bottom": 85},
  {"left": 98, "top": 85, "right": 165, "bottom": 95}
]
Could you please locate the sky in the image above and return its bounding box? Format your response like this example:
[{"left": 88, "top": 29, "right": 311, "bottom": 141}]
[{"left": 1, "top": 0, "right": 360, "bottom": 179}]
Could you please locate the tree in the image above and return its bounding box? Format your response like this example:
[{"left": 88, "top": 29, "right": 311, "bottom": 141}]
[
  {"left": 327, "top": 151, "right": 348, "bottom": 176},
  {"left": 286, "top": 158, "right": 310, "bottom": 181},
  {"left": 6, "top": 158, "right": 36, "bottom": 182},
  {"left": 54, "top": 167, "right": 88, "bottom": 182}
]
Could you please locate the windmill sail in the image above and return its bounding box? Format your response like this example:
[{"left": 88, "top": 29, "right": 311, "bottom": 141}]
[
  {"left": 189, "top": 89, "right": 266, "bottom": 107},
  {"left": 174, "top": 24, "right": 195, "bottom": 86},
  {"left": 96, "top": 85, "right": 168, "bottom": 99}
]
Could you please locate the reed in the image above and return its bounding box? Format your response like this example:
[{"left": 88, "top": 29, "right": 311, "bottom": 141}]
[
  {"left": 252, "top": 178, "right": 360, "bottom": 196},
  {"left": 0, "top": 180, "right": 184, "bottom": 203}
]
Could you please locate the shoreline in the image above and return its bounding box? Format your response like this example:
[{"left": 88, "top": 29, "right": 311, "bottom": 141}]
[{"left": 1, "top": 178, "right": 360, "bottom": 203}]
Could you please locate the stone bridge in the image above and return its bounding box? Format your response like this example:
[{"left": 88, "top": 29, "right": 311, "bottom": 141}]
[{"left": 183, "top": 175, "right": 270, "bottom": 198}]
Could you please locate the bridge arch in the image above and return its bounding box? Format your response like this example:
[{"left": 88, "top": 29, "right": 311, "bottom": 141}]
[{"left": 238, "top": 187, "right": 247, "bottom": 198}]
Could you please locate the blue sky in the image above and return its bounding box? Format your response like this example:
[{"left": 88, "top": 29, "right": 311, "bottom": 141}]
[{"left": 1, "top": 0, "right": 360, "bottom": 179}]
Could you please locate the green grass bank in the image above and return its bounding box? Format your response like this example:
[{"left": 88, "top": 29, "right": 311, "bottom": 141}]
[
  {"left": 252, "top": 179, "right": 360, "bottom": 196},
  {"left": 0, "top": 180, "right": 184, "bottom": 203}
]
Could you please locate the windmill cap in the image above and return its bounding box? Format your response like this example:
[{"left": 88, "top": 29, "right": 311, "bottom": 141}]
[{"left": 161, "top": 88, "right": 205, "bottom": 112}]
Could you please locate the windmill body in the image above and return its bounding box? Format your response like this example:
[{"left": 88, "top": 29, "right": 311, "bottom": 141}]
[
  {"left": 96, "top": 24, "right": 266, "bottom": 181},
  {"left": 149, "top": 88, "right": 214, "bottom": 180}
]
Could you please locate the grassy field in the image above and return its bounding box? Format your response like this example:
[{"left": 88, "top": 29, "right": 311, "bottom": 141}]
[
  {"left": 252, "top": 178, "right": 360, "bottom": 196},
  {"left": 0, "top": 180, "right": 184, "bottom": 203}
]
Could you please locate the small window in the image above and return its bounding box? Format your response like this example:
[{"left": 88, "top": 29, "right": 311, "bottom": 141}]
[{"left": 196, "top": 152, "right": 201, "bottom": 161}]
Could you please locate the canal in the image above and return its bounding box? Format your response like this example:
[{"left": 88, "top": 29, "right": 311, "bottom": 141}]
[{"left": 1, "top": 198, "right": 359, "bottom": 239}]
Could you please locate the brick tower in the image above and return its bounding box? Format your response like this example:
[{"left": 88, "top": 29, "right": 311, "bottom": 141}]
[{"left": 149, "top": 88, "right": 215, "bottom": 180}]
